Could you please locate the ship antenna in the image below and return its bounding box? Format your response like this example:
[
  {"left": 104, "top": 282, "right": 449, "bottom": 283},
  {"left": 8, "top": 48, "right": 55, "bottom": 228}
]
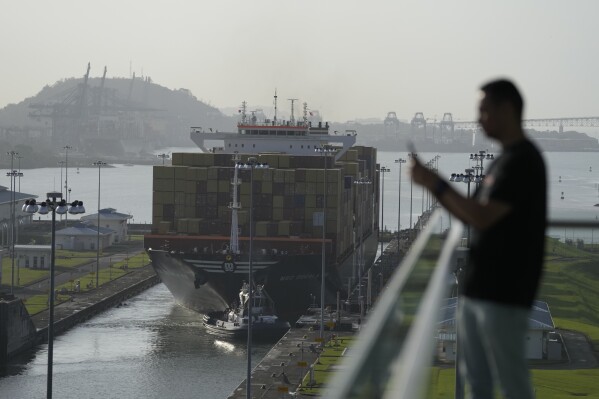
[
  {"left": 288, "top": 98, "right": 298, "bottom": 125},
  {"left": 241, "top": 101, "right": 247, "bottom": 124},
  {"left": 273, "top": 89, "right": 278, "bottom": 123},
  {"left": 303, "top": 102, "right": 308, "bottom": 126}
]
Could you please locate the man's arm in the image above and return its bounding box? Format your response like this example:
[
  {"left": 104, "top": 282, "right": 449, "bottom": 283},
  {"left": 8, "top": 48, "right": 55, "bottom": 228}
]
[{"left": 410, "top": 158, "right": 511, "bottom": 231}]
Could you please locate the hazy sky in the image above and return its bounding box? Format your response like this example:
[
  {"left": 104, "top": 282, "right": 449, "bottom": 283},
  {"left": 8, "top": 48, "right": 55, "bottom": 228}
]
[{"left": 1, "top": 1, "right": 598, "bottom": 123}]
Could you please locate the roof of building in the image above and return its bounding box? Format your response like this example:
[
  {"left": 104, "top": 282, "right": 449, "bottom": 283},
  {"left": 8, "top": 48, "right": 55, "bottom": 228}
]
[
  {"left": 438, "top": 297, "right": 555, "bottom": 331},
  {"left": 14, "top": 244, "right": 51, "bottom": 251},
  {"left": 55, "top": 223, "right": 113, "bottom": 237},
  {"left": 0, "top": 185, "right": 38, "bottom": 206},
  {"left": 81, "top": 208, "right": 132, "bottom": 221}
]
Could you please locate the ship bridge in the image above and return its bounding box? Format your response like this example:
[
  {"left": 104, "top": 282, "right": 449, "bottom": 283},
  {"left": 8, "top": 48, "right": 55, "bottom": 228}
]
[{"left": 190, "top": 123, "right": 357, "bottom": 161}]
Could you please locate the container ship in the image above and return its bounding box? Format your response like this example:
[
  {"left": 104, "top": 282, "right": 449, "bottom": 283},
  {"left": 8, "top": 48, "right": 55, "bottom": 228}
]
[{"left": 144, "top": 99, "right": 380, "bottom": 320}]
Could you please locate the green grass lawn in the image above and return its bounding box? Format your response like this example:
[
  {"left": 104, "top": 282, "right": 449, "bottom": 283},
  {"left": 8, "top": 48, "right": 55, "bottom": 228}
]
[
  {"left": 23, "top": 265, "right": 131, "bottom": 315},
  {"left": 297, "top": 336, "right": 355, "bottom": 396},
  {"left": 428, "top": 367, "right": 599, "bottom": 398},
  {"left": 1, "top": 257, "right": 48, "bottom": 287},
  {"left": 539, "top": 237, "right": 599, "bottom": 350},
  {"left": 294, "top": 236, "right": 599, "bottom": 397},
  {"left": 21, "top": 251, "right": 150, "bottom": 315},
  {"left": 2, "top": 246, "right": 148, "bottom": 289}
]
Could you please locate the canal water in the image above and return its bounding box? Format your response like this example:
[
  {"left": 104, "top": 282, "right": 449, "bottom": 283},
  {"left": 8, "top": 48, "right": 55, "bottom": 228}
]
[{"left": 0, "top": 284, "right": 271, "bottom": 399}]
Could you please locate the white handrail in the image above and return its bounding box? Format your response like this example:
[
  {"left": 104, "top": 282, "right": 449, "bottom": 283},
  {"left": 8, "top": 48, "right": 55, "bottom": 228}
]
[{"left": 324, "top": 209, "right": 463, "bottom": 398}]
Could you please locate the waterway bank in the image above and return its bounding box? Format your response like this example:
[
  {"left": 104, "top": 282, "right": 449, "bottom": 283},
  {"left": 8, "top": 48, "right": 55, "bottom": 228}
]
[
  {"left": 31, "top": 265, "right": 160, "bottom": 340},
  {"left": 1, "top": 264, "right": 159, "bottom": 366}
]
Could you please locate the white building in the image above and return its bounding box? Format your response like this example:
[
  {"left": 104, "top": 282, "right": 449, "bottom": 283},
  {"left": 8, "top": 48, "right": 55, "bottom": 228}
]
[
  {"left": 0, "top": 185, "right": 37, "bottom": 247},
  {"left": 437, "top": 297, "right": 558, "bottom": 361},
  {"left": 55, "top": 223, "right": 113, "bottom": 251},
  {"left": 14, "top": 244, "right": 51, "bottom": 270},
  {"left": 80, "top": 208, "right": 132, "bottom": 243}
]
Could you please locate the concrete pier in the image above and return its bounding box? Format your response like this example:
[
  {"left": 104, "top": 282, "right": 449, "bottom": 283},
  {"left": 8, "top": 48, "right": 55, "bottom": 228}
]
[
  {"left": 0, "top": 263, "right": 160, "bottom": 366},
  {"left": 30, "top": 265, "right": 159, "bottom": 340},
  {"left": 0, "top": 294, "right": 37, "bottom": 364},
  {"left": 228, "top": 236, "right": 408, "bottom": 398},
  {"left": 228, "top": 314, "right": 361, "bottom": 399}
]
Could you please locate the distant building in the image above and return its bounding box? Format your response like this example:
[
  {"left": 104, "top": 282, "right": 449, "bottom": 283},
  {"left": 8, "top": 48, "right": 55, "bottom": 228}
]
[
  {"left": 0, "top": 185, "right": 37, "bottom": 247},
  {"left": 80, "top": 208, "right": 132, "bottom": 243},
  {"left": 14, "top": 244, "right": 51, "bottom": 270},
  {"left": 437, "top": 297, "right": 558, "bottom": 361},
  {"left": 55, "top": 223, "right": 113, "bottom": 251}
]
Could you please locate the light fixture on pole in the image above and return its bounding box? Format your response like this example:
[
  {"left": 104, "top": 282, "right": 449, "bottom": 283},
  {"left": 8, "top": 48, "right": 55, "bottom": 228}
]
[
  {"left": 408, "top": 151, "right": 417, "bottom": 236},
  {"left": 63, "top": 145, "right": 72, "bottom": 226},
  {"left": 353, "top": 176, "right": 372, "bottom": 318},
  {"left": 470, "top": 150, "right": 493, "bottom": 188},
  {"left": 449, "top": 168, "right": 476, "bottom": 247},
  {"left": 235, "top": 157, "right": 269, "bottom": 399},
  {"left": 394, "top": 158, "right": 406, "bottom": 253},
  {"left": 315, "top": 144, "right": 336, "bottom": 341},
  {"left": 93, "top": 161, "right": 107, "bottom": 289},
  {"left": 6, "top": 168, "right": 23, "bottom": 293},
  {"left": 6, "top": 151, "right": 18, "bottom": 294},
  {"left": 379, "top": 166, "right": 391, "bottom": 256},
  {"left": 16, "top": 155, "right": 23, "bottom": 192},
  {"left": 57, "top": 161, "right": 65, "bottom": 195},
  {"left": 23, "top": 194, "right": 85, "bottom": 399},
  {"left": 158, "top": 153, "right": 170, "bottom": 165}
]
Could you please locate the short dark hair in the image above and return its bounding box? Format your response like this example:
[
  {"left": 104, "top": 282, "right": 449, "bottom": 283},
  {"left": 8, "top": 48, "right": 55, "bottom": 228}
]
[{"left": 480, "top": 79, "right": 524, "bottom": 120}]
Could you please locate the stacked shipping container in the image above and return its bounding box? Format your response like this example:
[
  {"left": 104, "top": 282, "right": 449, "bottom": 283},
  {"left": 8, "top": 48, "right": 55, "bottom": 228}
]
[{"left": 152, "top": 146, "right": 377, "bottom": 261}]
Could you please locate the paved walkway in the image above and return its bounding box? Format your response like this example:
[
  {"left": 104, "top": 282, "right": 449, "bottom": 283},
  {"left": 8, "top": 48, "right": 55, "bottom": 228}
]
[{"left": 550, "top": 329, "right": 598, "bottom": 369}]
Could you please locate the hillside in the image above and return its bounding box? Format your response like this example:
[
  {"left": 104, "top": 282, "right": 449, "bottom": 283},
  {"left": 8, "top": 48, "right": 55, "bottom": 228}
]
[{"left": 0, "top": 76, "right": 236, "bottom": 167}]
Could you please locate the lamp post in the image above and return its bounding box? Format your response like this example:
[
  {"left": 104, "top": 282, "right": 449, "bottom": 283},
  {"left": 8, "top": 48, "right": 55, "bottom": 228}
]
[
  {"left": 408, "top": 151, "right": 417, "bottom": 236},
  {"left": 379, "top": 166, "right": 390, "bottom": 256},
  {"left": 17, "top": 155, "right": 23, "bottom": 192},
  {"left": 470, "top": 150, "right": 493, "bottom": 189},
  {"left": 57, "top": 161, "right": 65, "bottom": 193},
  {"left": 315, "top": 145, "right": 336, "bottom": 340},
  {"left": 394, "top": 158, "right": 406, "bottom": 253},
  {"left": 158, "top": 153, "right": 170, "bottom": 165},
  {"left": 449, "top": 169, "right": 475, "bottom": 247},
  {"left": 235, "top": 157, "right": 269, "bottom": 399},
  {"left": 6, "top": 151, "right": 19, "bottom": 294},
  {"left": 23, "top": 195, "right": 85, "bottom": 399},
  {"left": 63, "top": 145, "right": 72, "bottom": 226},
  {"left": 93, "top": 161, "right": 107, "bottom": 288},
  {"left": 353, "top": 177, "right": 372, "bottom": 318},
  {"left": 6, "top": 168, "right": 23, "bottom": 293}
]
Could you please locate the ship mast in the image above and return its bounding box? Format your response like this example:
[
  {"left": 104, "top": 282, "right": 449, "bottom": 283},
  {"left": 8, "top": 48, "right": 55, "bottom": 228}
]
[
  {"left": 240, "top": 101, "right": 247, "bottom": 124},
  {"left": 288, "top": 98, "right": 297, "bottom": 125},
  {"left": 273, "top": 90, "right": 278, "bottom": 123},
  {"left": 229, "top": 153, "right": 242, "bottom": 254},
  {"left": 303, "top": 102, "right": 308, "bottom": 126}
]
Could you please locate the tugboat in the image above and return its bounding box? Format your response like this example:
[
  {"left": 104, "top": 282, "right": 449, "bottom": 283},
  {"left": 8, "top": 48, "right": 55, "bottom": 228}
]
[{"left": 202, "top": 283, "right": 290, "bottom": 340}]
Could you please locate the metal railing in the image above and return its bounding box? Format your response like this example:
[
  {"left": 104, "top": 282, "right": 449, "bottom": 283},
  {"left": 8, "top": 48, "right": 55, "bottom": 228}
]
[
  {"left": 325, "top": 209, "right": 463, "bottom": 398},
  {"left": 325, "top": 213, "right": 599, "bottom": 398}
]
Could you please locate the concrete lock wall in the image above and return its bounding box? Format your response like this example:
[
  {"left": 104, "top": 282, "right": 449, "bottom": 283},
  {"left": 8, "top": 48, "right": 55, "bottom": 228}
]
[{"left": 0, "top": 297, "right": 37, "bottom": 364}]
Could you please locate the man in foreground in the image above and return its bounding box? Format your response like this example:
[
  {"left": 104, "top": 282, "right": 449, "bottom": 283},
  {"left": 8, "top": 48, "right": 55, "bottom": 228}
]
[{"left": 410, "top": 79, "right": 547, "bottom": 398}]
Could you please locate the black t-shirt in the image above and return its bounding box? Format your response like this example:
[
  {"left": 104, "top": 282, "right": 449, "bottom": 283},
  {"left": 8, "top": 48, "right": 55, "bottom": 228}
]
[{"left": 462, "top": 139, "right": 547, "bottom": 308}]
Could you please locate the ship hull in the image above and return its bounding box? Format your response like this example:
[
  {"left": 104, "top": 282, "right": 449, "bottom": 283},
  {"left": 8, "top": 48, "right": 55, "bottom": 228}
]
[{"left": 148, "top": 234, "right": 378, "bottom": 321}]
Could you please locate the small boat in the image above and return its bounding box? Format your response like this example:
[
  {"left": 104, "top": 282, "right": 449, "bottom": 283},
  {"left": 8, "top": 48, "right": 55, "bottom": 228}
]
[{"left": 202, "top": 283, "right": 290, "bottom": 340}]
